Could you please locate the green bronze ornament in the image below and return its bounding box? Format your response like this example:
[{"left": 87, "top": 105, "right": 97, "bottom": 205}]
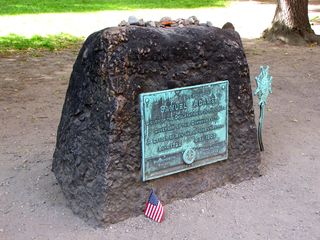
[{"left": 254, "top": 66, "right": 273, "bottom": 151}]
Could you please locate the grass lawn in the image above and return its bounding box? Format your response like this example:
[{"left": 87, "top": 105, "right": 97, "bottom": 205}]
[
  {"left": 1, "top": 0, "right": 227, "bottom": 15},
  {"left": 0, "top": 34, "right": 84, "bottom": 53}
]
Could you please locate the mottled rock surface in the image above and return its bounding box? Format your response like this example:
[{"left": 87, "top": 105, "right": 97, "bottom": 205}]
[{"left": 52, "top": 25, "right": 261, "bottom": 225}]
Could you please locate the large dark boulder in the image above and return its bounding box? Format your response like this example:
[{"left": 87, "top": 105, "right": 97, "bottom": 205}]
[{"left": 53, "top": 25, "right": 260, "bottom": 225}]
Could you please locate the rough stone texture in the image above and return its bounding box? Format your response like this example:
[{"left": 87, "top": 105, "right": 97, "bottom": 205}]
[{"left": 52, "top": 25, "right": 261, "bottom": 225}]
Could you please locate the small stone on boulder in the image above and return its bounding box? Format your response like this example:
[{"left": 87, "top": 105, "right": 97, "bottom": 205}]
[
  {"left": 128, "top": 16, "right": 139, "bottom": 25},
  {"left": 118, "top": 20, "right": 128, "bottom": 27},
  {"left": 222, "top": 22, "right": 235, "bottom": 31},
  {"left": 146, "top": 21, "right": 156, "bottom": 27},
  {"left": 206, "top": 21, "right": 213, "bottom": 27}
]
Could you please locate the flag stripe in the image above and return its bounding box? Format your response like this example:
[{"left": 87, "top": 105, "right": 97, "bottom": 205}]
[
  {"left": 150, "top": 204, "right": 157, "bottom": 219},
  {"left": 155, "top": 204, "right": 161, "bottom": 221},
  {"left": 157, "top": 204, "right": 163, "bottom": 222},
  {"left": 154, "top": 206, "right": 160, "bottom": 222},
  {"left": 147, "top": 203, "right": 153, "bottom": 217},
  {"left": 151, "top": 205, "right": 158, "bottom": 219},
  {"left": 145, "top": 203, "right": 149, "bottom": 214},
  {"left": 145, "top": 203, "right": 151, "bottom": 215},
  {"left": 157, "top": 207, "right": 163, "bottom": 222},
  {"left": 155, "top": 203, "right": 163, "bottom": 222},
  {"left": 146, "top": 203, "right": 154, "bottom": 218}
]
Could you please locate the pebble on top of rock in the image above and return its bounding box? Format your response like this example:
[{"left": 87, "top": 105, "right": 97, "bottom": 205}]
[{"left": 119, "top": 16, "right": 218, "bottom": 28}]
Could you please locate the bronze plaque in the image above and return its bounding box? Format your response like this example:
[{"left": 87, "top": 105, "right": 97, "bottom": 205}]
[{"left": 140, "top": 81, "right": 229, "bottom": 181}]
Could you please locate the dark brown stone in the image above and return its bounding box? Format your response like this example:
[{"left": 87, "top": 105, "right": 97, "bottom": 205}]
[
  {"left": 52, "top": 25, "right": 261, "bottom": 226},
  {"left": 222, "top": 22, "right": 235, "bottom": 31}
]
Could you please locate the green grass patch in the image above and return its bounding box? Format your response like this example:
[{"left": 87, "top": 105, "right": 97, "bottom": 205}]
[
  {"left": 1, "top": 0, "right": 227, "bottom": 15},
  {"left": 0, "top": 33, "right": 84, "bottom": 53}
]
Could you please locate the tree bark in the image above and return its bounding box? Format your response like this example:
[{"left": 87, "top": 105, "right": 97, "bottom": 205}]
[{"left": 263, "top": 0, "right": 320, "bottom": 45}]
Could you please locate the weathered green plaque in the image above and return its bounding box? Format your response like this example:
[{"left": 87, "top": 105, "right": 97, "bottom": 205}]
[{"left": 140, "top": 80, "right": 229, "bottom": 181}]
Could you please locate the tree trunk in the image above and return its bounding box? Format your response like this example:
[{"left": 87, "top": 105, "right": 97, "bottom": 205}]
[{"left": 263, "top": 0, "right": 320, "bottom": 45}]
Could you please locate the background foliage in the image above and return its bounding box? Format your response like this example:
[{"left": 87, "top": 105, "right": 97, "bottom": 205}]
[
  {"left": 0, "top": 34, "right": 83, "bottom": 52},
  {"left": 1, "top": 0, "right": 226, "bottom": 15}
]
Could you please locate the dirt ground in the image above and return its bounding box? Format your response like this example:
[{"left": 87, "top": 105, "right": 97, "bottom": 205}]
[{"left": 1, "top": 36, "right": 320, "bottom": 239}]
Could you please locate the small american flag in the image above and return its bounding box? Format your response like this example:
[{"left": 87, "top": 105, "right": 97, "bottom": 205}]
[{"left": 144, "top": 190, "right": 164, "bottom": 223}]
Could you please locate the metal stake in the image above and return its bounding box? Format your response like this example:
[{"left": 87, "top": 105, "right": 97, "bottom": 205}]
[{"left": 254, "top": 66, "right": 273, "bottom": 151}]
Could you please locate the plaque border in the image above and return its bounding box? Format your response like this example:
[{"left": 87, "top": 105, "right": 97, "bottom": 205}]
[{"left": 140, "top": 80, "right": 229, "bottom": 181}]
